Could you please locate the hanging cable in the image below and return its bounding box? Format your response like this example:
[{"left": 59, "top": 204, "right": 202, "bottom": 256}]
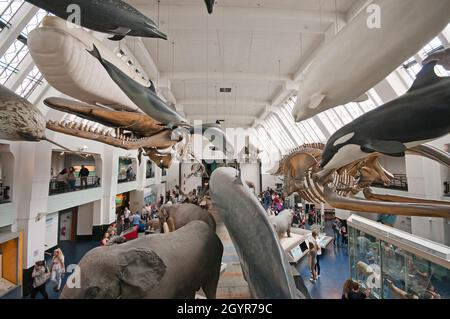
[
  {"left": 335, "top": 0, "right": 339, "bottom": 33},
  {"left": 206, "top": 7, "right": 209, "bottom": 124},
  {"left": 156, "top": 0, "right": 161, "bottom": 87}
]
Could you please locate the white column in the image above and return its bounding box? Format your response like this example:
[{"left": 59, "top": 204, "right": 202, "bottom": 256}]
[
  {"left": 12, "top": 140, "right": 52, "bottom": 268},
  {"left": 407, "top": 136, "right": 450, "bottom": 245}
]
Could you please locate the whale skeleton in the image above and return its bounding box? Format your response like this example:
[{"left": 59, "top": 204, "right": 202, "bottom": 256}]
[{"left": 277, "top": 143, "right": 450, "bottom": 220}]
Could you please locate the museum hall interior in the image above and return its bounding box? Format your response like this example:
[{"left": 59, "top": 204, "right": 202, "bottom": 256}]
[{"left": 0, "top": 0, "right": 449, "bottom": 302}]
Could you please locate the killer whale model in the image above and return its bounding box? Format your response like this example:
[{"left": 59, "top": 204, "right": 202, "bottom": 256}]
[
  {"left": 25, "top": 0, "right": 167, "bottom": 41},
  {"left": 204, "top": 0, "right": 215, "bottom": 14},
  {"left": 210, "top": 167, "right": 310, "bottom": 299},
  {"left": 88, "top": 44, "right": 188, "bottom": 127},
  {"left": 321, "top": 58, "right": 450, "bottom": 171}
]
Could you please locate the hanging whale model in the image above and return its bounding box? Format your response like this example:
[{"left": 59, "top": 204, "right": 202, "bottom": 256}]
[
  {"left": 25, "top": 0, "right": 167, "bottom": 41},
  {"left": 320, "top": 59, "right": 450, "bottom": 172},
  {"left": 28, "top": 16, "right": 147, "bottom": 113},
  {"left": 88, "top": 44, "right": 188, "bottom": 127},
  {"left": 210, "top": 167, "right": 310, "bottom": 299},
  {"left": 204, "top": 0, "right": 215, "bottom": 14},
  {"left": 293, "top": 0, "right": 450, "bottom": 121}
]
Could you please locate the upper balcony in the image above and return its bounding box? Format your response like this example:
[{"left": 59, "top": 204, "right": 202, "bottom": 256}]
[{"left": 49, "top": 151, "right": 101, "bottom": 196}]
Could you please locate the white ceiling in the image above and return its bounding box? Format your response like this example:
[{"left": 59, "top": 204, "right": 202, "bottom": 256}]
[{"left": 127, "top": 0, "right": 360, "bottom": 128}]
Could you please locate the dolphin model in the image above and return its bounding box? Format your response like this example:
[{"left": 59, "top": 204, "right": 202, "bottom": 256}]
[
  {"left": 88, "top": 44, "right": 188, "bottom": 127},
  {"left": 204, "top": 0, "right": 215, "bottom": 14},
  {"left": 25, "top": 0, "right": 167, "bottom": 41},
  {"left": 320, "top": 59, "right": 450, "bottom": 172},
  {"left": 0, "top": 85, "right": 71, "bottom": 151},
  {"left": 210, "top": 167, "right": 310, "bottom": 299}
]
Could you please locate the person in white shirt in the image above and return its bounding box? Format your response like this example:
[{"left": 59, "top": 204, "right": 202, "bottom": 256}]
[{"left": 312, "top": 230, "right": 322, "bottom": 278}]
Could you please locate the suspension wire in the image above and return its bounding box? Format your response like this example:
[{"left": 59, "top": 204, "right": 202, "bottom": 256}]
[
  {"left": 335, "top": 0, "right": 339, "bottom": 33},
  {"left": 156, "top": 0, "right": 161, "bottom": 86}
]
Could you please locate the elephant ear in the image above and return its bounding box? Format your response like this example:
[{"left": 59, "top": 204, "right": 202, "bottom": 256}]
[{"left": 117, "top": 247, "right": 167, "bottom": 298}]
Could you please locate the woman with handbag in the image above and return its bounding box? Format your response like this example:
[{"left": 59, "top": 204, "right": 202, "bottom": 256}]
[
  {"left": 51, "top": 248, "right": 65, "bottom": 291},
  {"left": 31, "top": 261, "right": 49, "bottom": 299}
]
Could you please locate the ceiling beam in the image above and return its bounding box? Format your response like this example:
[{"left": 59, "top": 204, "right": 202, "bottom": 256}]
[
  {"left": 179, "top": 99, "right": 269, "bottom": 106},
  {"left": 165, "top": 72, "right": 292, "bottom": 83},
  {"left": 130, "top": 2, "right": 347, "bottom": 25}
]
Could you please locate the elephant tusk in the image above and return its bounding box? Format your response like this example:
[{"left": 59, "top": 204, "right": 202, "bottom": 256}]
[{"left": 163, "top": 222, "right": 170, "bottom": 234}]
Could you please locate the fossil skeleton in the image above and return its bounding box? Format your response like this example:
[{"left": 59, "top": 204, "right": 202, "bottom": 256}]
[
  {"left": 276, "top": 143, "right": 450, "bottom": 219},
  {"left": 44, "top": 97, "right": 207, "bottom": 169}
]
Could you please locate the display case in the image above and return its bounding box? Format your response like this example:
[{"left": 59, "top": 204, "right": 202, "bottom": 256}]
[{"left": 348, "top": 215, "right": 450, "bottom": 299}]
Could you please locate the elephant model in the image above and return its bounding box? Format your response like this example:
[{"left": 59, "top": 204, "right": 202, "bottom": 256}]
[
  {"left": 159, "top": 203, "right": 216, "bottom": 233},
  {"left": 146, "top": 218, "right": 161, "bottom": 231},
  {"left": 271, "top": 210, "right": 294, "bottom": 239},
  {"left": 60, "top": 221, "right": 223, "bottom": 299}
]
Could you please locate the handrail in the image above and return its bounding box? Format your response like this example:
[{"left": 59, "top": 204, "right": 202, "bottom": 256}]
[{"left": 49, "top": 176, "right": 100, "bottom": 195}]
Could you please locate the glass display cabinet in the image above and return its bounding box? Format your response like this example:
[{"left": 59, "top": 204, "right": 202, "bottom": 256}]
[{"left": 347, "top": 215, "right": 450, "bottom": 299}]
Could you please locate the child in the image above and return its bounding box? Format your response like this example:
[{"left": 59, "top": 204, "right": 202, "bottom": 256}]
[{"left": 308, "top": 241, "right": 317, "bottom": 283}]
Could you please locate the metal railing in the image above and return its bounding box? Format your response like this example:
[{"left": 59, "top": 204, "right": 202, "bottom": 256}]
[
  {"left": 372, "top": 174, "right": 408, "bottom": 191},
  {"left": 49, "top": 176, "right": 101, "bottom": 195},
  {"left": 118, "top": 174, "right": 137, "bottom": 184}
]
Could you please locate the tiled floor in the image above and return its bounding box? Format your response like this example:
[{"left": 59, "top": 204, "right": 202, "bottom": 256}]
[
  {"left": 24, "top": 240, "right": 100, "bottom": 299},
  {"left": 296, "top": 222, "right": 350, "bottom": 299}
]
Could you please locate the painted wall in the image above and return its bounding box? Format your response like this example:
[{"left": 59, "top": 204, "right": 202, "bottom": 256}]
[
  {"left": 44, "top": 212, "right": 58, "bottom": 250},
  {"left": 180, "top": 162, "right": 202, "bottom": 195},
  {"left": 378, "top": 155, "right": 407, "bottom": 175},
  {"left": 407, "top": 135, "right": 450, "bottom": 245},
  {"left": 76, "top": 202, "right": 93, "bottom": 236},
  {"left": 240, "top": 163, "right": 261, "bottom": 194},
  {"left": 262, "top": 174, "right": 280, "bottom": 191}
]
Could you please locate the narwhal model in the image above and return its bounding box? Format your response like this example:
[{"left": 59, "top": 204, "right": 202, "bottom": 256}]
[
  {"left": 321, "top": 49, "right": 450, "bottom": 172},
  {"left": 0, "top": 84, "right": 71, "bottom": 151},
  {"left": 25, "top": 0, "right": 167, "bottom": 41}
]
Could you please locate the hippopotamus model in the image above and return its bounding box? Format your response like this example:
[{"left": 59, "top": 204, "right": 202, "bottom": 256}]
[
  {"left": 159, "top": 203, "right": 216, "bottom": 233},
  {"left": 271, "top": 210, "right": 294, "bottom": 240},
  {"left": 60, "top": 221, "right": 223, "bottom": 299}
]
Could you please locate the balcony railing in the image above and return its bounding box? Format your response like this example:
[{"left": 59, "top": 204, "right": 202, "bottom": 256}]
[
  {"left": 372, "top": 174, "right": 408, "bottom": 191},
  {"left": 49, "top": 176, "right": 101, "bottom": 196},
  {"left": 0, "top": 184, "right": 11, "bottom": 204},
  {"left": 118, "top": 174, "right": 137, "bottom": 184}
]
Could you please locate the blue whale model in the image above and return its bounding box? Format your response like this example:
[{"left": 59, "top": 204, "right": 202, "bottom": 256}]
[
  {"left": 25, "top": 0, "right": 167, "bottom": 41},
  {"left": 321, "top": 59, "right": 450, "bottom": 171},
  {"left": 88, "top": 45, "right": 188, "bottom": 127}
]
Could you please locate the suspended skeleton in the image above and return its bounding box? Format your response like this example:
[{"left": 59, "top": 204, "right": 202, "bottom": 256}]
[{"left": 276, "top": 143, "right": 450, "bottom": 219}]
